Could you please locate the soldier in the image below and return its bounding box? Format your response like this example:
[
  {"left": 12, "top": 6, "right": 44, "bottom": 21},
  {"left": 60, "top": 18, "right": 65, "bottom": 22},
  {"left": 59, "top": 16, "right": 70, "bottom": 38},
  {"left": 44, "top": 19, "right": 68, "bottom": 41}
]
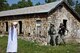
[
  {"left": 48, "top": 23, "right": 56, "bottom": 46},
  {"left": 58, "top": 23, "right": 68, "bottom": 44}
]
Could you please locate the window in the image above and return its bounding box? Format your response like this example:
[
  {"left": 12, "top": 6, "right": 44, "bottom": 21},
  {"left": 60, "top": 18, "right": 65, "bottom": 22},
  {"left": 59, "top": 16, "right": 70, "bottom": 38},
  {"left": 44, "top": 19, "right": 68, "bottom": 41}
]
[
  {"left": 36, "top": 20, "right": 41, "bottom": 26},
  {"left": 36, "top": 20, "right": 42, "bottom": 36}
]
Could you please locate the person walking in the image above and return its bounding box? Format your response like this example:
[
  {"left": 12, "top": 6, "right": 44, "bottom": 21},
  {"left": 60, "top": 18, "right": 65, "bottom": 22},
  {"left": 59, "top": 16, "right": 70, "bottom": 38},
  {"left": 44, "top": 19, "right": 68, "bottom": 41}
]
[{"left": 6, "top": 22, "right": 18, "bottom": 53}]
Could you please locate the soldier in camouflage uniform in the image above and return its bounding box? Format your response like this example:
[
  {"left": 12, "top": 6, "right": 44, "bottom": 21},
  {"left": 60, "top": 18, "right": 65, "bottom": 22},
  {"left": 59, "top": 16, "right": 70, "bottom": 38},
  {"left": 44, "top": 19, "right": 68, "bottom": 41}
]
[
  {"left": 58, "top": 23, "right": 68, "bottom": 44},
  {"left": 48, "top": 24, "right": 56, "bottom": 46}
]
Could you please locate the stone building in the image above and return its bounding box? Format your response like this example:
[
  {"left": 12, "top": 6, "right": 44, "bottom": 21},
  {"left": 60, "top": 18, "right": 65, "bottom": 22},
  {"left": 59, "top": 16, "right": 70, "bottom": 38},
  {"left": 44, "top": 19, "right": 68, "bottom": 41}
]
[{"left": 0, "top": 0, "right": 80, "bottom": 43}]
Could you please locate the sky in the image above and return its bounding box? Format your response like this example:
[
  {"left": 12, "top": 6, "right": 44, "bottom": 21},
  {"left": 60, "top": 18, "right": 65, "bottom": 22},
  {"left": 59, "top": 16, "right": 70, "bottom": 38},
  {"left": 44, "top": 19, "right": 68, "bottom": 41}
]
[
  {"left": 7, "top": 0, "right": 80, "bottom": 5},
  {"left": 7, "top": 0, "right": 45, "bottom": 5}
]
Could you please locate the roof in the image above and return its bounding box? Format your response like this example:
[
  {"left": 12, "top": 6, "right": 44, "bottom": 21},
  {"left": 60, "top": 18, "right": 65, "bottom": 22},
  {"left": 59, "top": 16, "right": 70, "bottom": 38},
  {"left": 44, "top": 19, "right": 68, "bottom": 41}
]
[{"left": 0, "top": 0, "right": 63, "bottom": 17}]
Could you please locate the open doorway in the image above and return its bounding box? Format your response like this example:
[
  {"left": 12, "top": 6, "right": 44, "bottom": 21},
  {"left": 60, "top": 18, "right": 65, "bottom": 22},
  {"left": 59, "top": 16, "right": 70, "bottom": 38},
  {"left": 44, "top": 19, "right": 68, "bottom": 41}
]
[
  {"left": 63, "top": 19, "right": 67, "bottom": 28},
  {"left": 5, "top": 22, "right": 8, "bottom": 32},
  {"left": 18, "top": 21, "right": 22, "bottom": 34}
]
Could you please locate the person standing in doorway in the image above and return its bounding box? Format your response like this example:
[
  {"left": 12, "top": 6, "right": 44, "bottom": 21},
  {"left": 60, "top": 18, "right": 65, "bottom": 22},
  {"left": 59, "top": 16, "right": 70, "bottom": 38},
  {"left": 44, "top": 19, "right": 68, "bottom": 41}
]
[
  {"left": 6, "top": 22, "right": 18, "bottom": 53},
  {"left": 48, "top": 23, "right": 56, "bottom": 46}
]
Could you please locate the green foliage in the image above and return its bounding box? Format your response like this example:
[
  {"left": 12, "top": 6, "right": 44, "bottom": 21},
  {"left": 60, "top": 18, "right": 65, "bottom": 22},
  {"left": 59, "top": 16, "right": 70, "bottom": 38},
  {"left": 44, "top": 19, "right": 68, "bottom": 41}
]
[
  {"left": 1, "top": 3, "right": 10, "bottom": 11},
  {"left": 75, "top": 1, "right": 80, "bottom": 15},
  {"left": 10, "top": 4, "right": 18, "bottom": 9},
  {"left": 35, "top": 2, "right": 41, "bottom": 6},
  {"left": 45, "top": 0, "right": 57, "bottom": 3},
  {"left": 0, "top": 0, "right": 6, "bottom": 3},
  {"left": 0, "top": 0, "right": 33, "bottom": 11},
  {"left": 0, "top": 36, "right": 80, "bottom": 53},
  {"left": 10, "top": 0, "right": 33, "bottom": 9},
  {"left": 17, "top": 0, "right": 28, "bottom": 8},
  {"left": 0, "top": 0, "right": 10, "bottom": 11},
  {"left": 64, "top": 0, "right": 74, "bottom": 6},
  {"left": 27, "top": 0, "right": 33, "bottom": 7}
]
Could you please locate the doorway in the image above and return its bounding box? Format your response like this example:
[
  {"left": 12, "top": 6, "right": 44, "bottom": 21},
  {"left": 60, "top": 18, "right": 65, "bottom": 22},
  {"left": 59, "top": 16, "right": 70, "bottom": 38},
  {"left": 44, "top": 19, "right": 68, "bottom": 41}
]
[
  {"left": 5, "top": 22, "right": 8, "bottom": 32},
  {"left": 18, "top": 21, "right": 22, "bottom": 34},
  {"left": 63, "top": 19, "right": 67, "bottom": 28}
]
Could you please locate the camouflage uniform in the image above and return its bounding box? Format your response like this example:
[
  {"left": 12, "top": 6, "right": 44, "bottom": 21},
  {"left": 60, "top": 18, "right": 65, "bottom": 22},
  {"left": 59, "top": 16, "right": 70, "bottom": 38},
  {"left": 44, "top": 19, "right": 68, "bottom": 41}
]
[{"left": 48, "top": 24, "right": 56, "bottom": 46}]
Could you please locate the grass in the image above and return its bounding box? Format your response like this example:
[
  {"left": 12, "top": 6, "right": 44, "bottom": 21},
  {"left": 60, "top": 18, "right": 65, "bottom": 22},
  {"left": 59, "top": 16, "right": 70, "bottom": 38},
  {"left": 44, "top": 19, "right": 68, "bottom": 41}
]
[{"left": 0, "top": 36, "right": 80, "bottom": 53}]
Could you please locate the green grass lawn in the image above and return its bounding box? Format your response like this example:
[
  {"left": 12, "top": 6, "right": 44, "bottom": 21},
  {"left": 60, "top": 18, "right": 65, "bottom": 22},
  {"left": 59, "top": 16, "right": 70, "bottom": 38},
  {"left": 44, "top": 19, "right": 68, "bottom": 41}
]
[{"left": 0, "top": 36, "right": 80, "bottom": 53}]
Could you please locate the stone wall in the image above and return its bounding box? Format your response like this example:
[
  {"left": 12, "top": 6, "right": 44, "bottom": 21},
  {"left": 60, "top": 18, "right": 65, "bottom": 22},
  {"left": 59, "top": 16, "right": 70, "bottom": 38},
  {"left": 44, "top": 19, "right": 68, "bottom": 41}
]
[
  {"left": 0, "top": 14, "right": 48, "bottom": 44},
  {"left": 48, "top": 6, "right": 80, "bottom": 43}
]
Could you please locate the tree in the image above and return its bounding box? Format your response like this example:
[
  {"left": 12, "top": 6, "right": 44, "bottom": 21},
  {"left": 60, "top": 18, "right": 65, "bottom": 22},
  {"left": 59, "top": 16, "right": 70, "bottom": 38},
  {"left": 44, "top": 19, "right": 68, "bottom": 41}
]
[
  {"left": 64, "top": 0, "right": 74, "bottom": 6},
  {"left": 17, "top": 0, "right": 28, "bottom": 8},
  {"left": 10, "top": 4, "right": 18, "bottom": 9},
  {"left": 45, "top": 0, "right": 57, "bottom": 3},
  {"left": 0, "top": 0, "right": 9, "bottom": 11},
  {"left": 3, "top": 3, "right": 10, "bottom": 10},
  {"left": 35, "top": 2, "right": 41, "bottom": 6},
  {"left": 17, "top": 0, "right": 33, "bottom": 8},
  {"left": 75, "top": 1, "right": 80, "bottom": 15},
  {"left": 27, "top": 0, "right": 33, "bottom": 7}
]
